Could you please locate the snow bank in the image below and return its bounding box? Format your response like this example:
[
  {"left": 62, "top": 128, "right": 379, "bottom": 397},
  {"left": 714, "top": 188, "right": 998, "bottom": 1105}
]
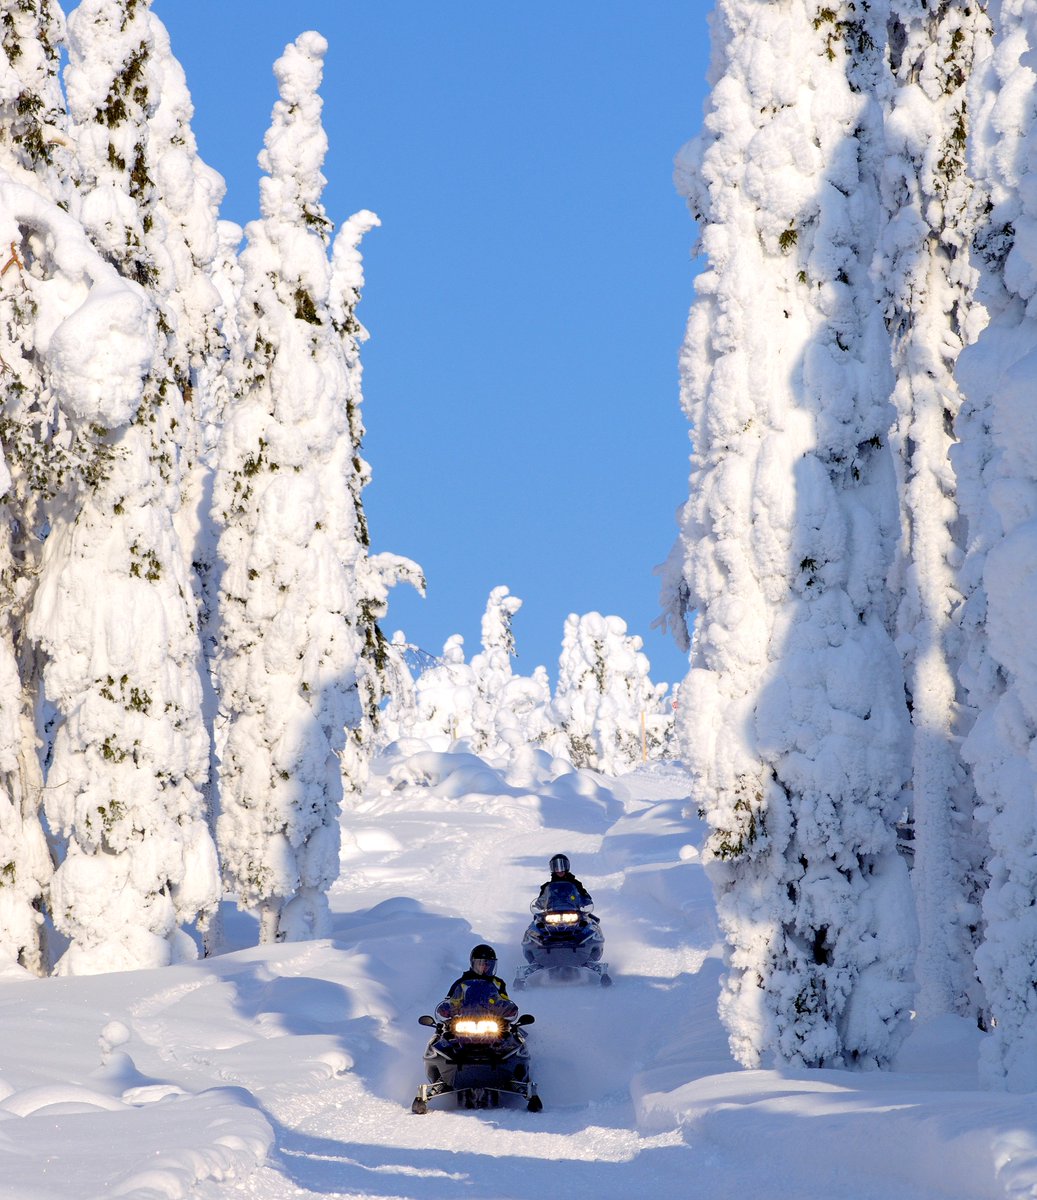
[
  {"left": 633, "top": 1063, "right": 1037, "bottom": 1200},
  {"left": 0, "top": 1086, "right": 270, "bottom": 1200}
]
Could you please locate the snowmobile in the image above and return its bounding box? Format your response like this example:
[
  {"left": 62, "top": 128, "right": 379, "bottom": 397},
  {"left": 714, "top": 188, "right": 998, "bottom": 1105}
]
[
  {"left": 411, "top": 978, "right": 543, "bottom": 1114},
  {"left": 513, "top": 879, "right": 612, "bottom": 989}
]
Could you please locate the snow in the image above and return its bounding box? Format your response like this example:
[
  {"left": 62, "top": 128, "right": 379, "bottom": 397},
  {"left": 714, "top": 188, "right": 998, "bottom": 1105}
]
[{"left": 0, "top": 745, "right": 1032, "bottom": 1199}]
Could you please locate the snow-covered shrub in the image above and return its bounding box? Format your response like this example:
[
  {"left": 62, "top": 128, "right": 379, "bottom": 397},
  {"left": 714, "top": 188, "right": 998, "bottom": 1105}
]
[
  {"left": 385, "top": 598, "right": 667, "bottom": 768},
  {"left": 385, "top": 589, "right": 549, "bottom": 757}
]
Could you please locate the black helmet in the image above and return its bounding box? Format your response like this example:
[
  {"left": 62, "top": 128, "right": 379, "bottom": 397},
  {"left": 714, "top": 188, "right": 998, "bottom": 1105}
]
[
  {"left": 549, "top": 854, "right": 570, "bottom": 877},
  {"left": 469, "top": 944, "right": 497, "bottom": 976}
]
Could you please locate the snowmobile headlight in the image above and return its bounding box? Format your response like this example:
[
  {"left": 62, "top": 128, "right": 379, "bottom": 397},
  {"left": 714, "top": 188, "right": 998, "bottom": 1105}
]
[
  {"left": 544, "top": 911, "right": 580, "bottom": 925},
  {"left": 452, "top": 1017, "right": 502, "bottom": 1037}
]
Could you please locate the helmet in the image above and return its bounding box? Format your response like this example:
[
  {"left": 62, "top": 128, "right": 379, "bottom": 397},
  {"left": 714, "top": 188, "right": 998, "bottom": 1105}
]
[
  {"left": 469, "top": 944, "right": 497, "bottom": 976},
  {"left": 549, "top": 854, "right": 570, "bottom": 877}
]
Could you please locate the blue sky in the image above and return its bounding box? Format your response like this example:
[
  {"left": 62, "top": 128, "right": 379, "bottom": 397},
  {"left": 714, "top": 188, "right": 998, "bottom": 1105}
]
[{"left": 153, "top": 2, "right": 712, "bottom": 686}]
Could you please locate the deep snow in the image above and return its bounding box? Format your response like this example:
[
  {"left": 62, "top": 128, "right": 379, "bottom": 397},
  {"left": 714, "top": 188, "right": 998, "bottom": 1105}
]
[{"left": 0, "top": 744, "right": 1033, "bottom": 1199}]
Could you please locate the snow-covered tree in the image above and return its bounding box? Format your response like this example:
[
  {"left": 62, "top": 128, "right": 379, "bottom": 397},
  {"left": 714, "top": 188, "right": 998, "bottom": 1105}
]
[
  {"left": 0, "top": 0, "right": 71, "bottom": 972},
  {"left": 495, "top": 666, "right": 555, "bottom": 756},
  {"left": 375, "top": 631, "right": 420, "bottom": 746},
  {"left": 81, "top": 0, "right": 230, "bottom": 955},
  {"left": 466, "top": 587, "right": 560, "bottom": 759},
  {"left": 214, "top": 32, "right": 376, "bottom": 943},
  {"left": 129, "top": 0, "right": 229, "bottom": 680},
  {"left": 878, "top": 0, "right": 990, "bottom": 1022},
  {"left": 662, "top": 0, "right": 915, "bottom": 1068},
  {"left": 401, "top": 634, "right": 479, "bottom": 748},
  {"left": 348, "top": 550, "right": 423, "bottom": 790},
  {"left": 0, "top": 0, "right": 68, "bottom": 194},
  {"left": 27, "top": 0, "right": 219, "bottom": 974},
  {"left": 468, "top": 585, "right": 523, "bottom": 754},
  {"left": 326, "top": 215, "right": 424, "bottom": 774},
  {"left": 327, "top": 209, "right": 378, "bottom": 799},
  {"left": 953, "top": 0, "right": 1037, "bottom": 1091},
  {"left": 548, "top": 612, "right": 669, "bottom": 774}
]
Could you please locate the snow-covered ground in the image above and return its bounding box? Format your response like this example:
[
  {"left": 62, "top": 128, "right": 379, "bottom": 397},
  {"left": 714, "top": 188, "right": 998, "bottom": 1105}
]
[{"left": 0, "top": 744, "right": 1034, "bottom": 1200}]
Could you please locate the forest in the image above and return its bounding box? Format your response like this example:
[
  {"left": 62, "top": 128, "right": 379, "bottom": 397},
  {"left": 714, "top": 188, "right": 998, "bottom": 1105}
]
[{"left": 0, "top": 0, "right": 1034, "bottom": 1115}]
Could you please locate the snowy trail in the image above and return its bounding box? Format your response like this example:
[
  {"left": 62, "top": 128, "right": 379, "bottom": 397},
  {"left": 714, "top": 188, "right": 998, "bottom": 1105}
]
[
  {"left": 0, "top": 747, "right": 1034, "bottom": 1199},
  {"left": 195, "top": 751, "right": 727, "bottom": 1199}
]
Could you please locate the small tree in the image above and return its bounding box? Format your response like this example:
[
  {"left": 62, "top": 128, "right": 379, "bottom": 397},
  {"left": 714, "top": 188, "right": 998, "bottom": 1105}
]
[
  {"left": 549, "top": 612, "right": 669, "bottom": 773},
  {"left": 406, "top": 635, "right": 478, "bottom": 747},
  {"left": 496, "top": 666, "right": 555, "bottom": 755},
  {"left": 335, "top": 212, "right": 426, "bottom": 785},
  {"left": 469, "top": 585, "right": 523, "bottom": 754}
]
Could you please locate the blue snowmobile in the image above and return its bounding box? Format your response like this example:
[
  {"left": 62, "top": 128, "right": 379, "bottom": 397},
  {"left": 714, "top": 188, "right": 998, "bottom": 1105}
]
[
  {"left": 411, "top": 976, "right": 542, "bottom": 1113},
  {"left": 513, "top": 878, "right": 612, "bottom": 989}
]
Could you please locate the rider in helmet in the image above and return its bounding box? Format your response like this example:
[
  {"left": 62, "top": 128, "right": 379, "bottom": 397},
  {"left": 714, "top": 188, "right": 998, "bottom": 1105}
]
[
  {"left": 435, "top": 944, "right": 517, "bottom": 1021},
  {"left": 536, "top": 853, "right": 593, "bottom": 908}
]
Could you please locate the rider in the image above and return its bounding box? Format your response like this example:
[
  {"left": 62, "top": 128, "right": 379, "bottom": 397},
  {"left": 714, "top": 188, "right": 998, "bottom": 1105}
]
[
  {"left": 535, "top": 853, "right": 593, "bottom": 909},
  {"left": 435, "top": 944, "right": 517, "bottom": 1022}
]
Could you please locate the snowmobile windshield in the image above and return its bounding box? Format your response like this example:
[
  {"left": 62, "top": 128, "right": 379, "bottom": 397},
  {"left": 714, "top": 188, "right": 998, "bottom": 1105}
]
[
  {"left": 536, "top": 879, "right": 589, "bottom": 913},
  {"left": 456, "top": 977, "right": 505, "bottom": 1012}
]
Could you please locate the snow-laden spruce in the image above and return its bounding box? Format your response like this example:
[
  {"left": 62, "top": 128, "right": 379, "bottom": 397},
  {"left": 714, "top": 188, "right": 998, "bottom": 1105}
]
[
  {"left": 214, "top": 33, "right": 381, "bottom": 943},
  {"left": 0, "top": 0, "right": 72, "bottom": 972},
  {"left": 953, "top": 0, "right": 1037, "bottom": 1092},
  {"left": 464, "top": 586, "right": 556, "bottom": 757},
  {"left": 28, "top": 0, "right": 219, "bottom": 974},
  {"left": 662, "top": 0, "right": 915, "bottom": 1067},
  {"left": 467, "top": 585, "right": 523, "bottom": 754},
  {"left": 549, "top": 612, "right": 670, "bottom": 773},
  {"left": 114, "top": 0, "right": 231, "bottom": 716},
  {"left": 878, "top": 0, "right": 991, "bottom": 1022},
  {"left": 110, "top": 0, "right": 233, "bottom": 957},
  {"left": 0, "top": 176, "right": 95, "bottom": 974},
  {"left": 327, "top": 217, "right": 424, "bottom": 772},
  {"left": 0, "top": 0, "right": 68, "bottom": 195}
]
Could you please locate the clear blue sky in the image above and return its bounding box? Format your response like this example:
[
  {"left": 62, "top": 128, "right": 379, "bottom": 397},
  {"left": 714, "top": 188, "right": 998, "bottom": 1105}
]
[{"left": 153, "top": 2, "right": 712, "bottom": 686}]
